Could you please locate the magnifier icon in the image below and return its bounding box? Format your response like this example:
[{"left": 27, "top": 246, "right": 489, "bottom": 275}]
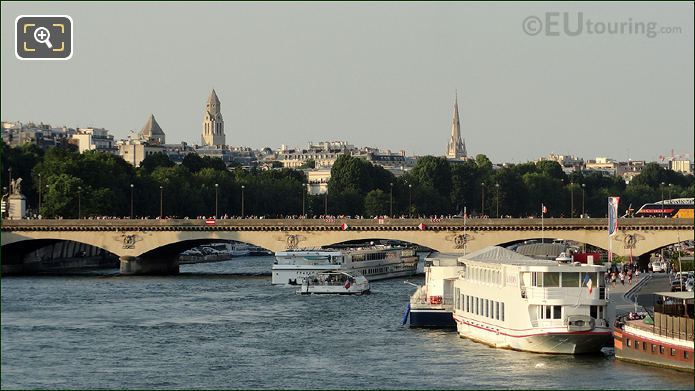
[{"left": 33, "top": 27, "right": 53, "bottom": 49}]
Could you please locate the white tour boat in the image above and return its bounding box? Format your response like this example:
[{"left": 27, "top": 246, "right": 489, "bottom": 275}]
[
  {"left": 272, "top": 245, "right": 418, "bottom": 285},
  {"left": 407, "top": 255, "right": 461, "bottom": 328},
  {"left": 452, "top": 246, "right": 612, "bottom": 354},
  {"left": 298, "top": 271, "right": 370, "bottom": 295}
]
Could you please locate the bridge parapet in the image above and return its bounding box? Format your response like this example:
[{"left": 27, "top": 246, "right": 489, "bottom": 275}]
[{"left": 2, "top": 218, "right": 692, "bottom": 232}]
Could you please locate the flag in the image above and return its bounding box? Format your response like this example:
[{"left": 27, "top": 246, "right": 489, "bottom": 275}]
[
  {"left": 542, "top": 204, "right": 547, "bottom": 214},
  {"left": 587, "top": 278, "right": 593, "bottom": 294},
  {"left": 344, "top": 280, "right": 351, "bottom": 289},
  {"left": 341, "top": 223, "right": 348, "bottom": 231},
  {"left": 205, "top": 218, "right": 216, "bottom": 225},
  {"left": 582, "top": 273, "right": 590, "bottom": 287},
  {"left": 608, "top": 197, "right": 620, "bottom": 236}
]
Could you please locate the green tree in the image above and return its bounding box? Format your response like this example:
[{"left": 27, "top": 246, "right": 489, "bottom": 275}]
[
  {"left": 363, "top": 189, "right": 389, "bottom": 217},
  {"left": 140, "top": 152, "right": 175, "bottom": 174},
  {"left": 410, "top": 156, "right": 452, "bottom": 201}
]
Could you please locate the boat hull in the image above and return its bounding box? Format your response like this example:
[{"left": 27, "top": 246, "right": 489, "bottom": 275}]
[
  {"left": 409, "top": 308, "right": 456, "bottom": 328},
  {"left": 455, "top": 316, "right": 612, "bottom": 354},
  {"left": 614, "top": 329, "right": 694, "bottom": 372}
]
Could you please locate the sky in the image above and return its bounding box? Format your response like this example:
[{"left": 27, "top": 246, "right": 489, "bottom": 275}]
[{"left": 2, "top": 2, "right": 693, "bottom": 163}]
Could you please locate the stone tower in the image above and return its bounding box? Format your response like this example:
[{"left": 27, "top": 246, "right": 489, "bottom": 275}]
[
  {"left": 202, "top": 89, "right": 225, "bottom": 147},
  {"left": 140, "top": 114, "right": 166, "bottom": 144},
  {"left": 446, "top": 92, "right": 467, "bottom": 159}
]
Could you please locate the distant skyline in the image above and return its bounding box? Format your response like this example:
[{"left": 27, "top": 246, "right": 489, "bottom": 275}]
[{"left": 2, "top": 2, "right": 693, "bottom": 163}]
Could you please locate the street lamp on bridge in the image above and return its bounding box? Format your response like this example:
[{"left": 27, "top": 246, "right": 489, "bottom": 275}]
[
  {"left": 570, "top": 181, "right": 574, "bottom": 218},
  {"left": 660, "top": 182, "right": 665, "bottom": 218},
  {"left": 495, "top": 183, "right": 500, "bottom": 218},
  {"left": 389, "top": 182, "right": 394, "bottom": 217},
  {"left": 481, "top": 182, "right": 485, "bottom": 217},
  {"left": 77, "top": 186, "right": 82, "bottom": 219},
  {"left": 38, "top": 173, "right": 42, "bottom": 215},
  {"left": 581, "top": 183, "right": 586, "bottom": 218},
  {"left": 241, "top": 185, "right": 245, "bottom": 218},
  {"left": 408, "top": 183, "right": 412, "bottom": 218},
  {"left": 214, "top": 183, "right": 219, "bottom": 219},
  {"left": 159, "top": 186, "right": 164, "bottom": 219},
  {"left": 130, "top": 184, "right": 134, "bottom": 219},
  {"left": 302, "top": 183, "right": 306, "bottom": 217}
]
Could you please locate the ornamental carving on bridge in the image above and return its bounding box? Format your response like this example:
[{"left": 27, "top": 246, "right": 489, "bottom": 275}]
[
  {"left": 446, "top": 233, "right": 472, "bottom": 249},
  {"left": 116, "top": 233, "right": 143, "bottom": 249},
  {"left": 614, "top": 233, "right": 645, "bottom": 249},
  {"left": 280, "top": 234, "right": 306, "bottom": 250}
]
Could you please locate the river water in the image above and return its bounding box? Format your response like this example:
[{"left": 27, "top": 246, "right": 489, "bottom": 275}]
[{"left": 2, "top": 256, "right": 693, "bottom": 389}]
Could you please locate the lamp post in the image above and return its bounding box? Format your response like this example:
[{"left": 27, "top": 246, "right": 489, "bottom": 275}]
[
  {"left": 302, "top": 183, "right": 306, "bottom": 217},
  {"left": 389, "top": 182, "right": 394, "bottom": 217},
  {"left": 324, "top": 191, "right": 328, "bottom": 216},
  {"left": 581, "top": 183, "right": 586, "bottom": 218},
  {"left": 660, "top": 182, "right": 665, "bottom": 218},
  {"left": 495, "top": 183, "right": 500, "bottom": 218},
  {"left": 38, "top": 173, "right": 42, "bottom": 215},
  {"left": 130, "top": 183, "right": 134, "bottom": 219},
  {"left": 668, "top": 183, "right": 673, "bottom": 201},
  {"left": 214, "top": 183, "right": 219, "bottom": 218},
  {"left": 408, "top": 184, "right": 412, "bottom": 217},
  {"left": 159, "top": 186, "right": 163, "bottom": 219},
  {"left": 45, "top": 184, "right": 49, "bottom": 218},
  {"left": 77, "top": 186, "right": 82, "bottom": 219},
  {"left": 481, "top": 182, "right": 485, "bottom": 217},
  {"left": 570, "top": 181, "right": 574, "bottom": 218},
  {"left": 241, "top": 185, "right": 245, "bottom": 218}
]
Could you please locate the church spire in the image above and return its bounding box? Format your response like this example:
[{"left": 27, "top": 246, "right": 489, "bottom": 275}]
[
  {"left": 202, "top": 89, "right": 225, "bottom": 147},
  {"left": 446, "top": 91, "right": 467, "bottom": 159}
]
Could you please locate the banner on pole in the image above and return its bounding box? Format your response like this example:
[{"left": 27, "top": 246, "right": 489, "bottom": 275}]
[{"left": 608, "top": 197, "right": 620, "bottom": 236}]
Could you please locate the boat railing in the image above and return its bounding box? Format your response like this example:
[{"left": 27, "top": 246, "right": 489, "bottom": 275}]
[
  {"left": 525, "top": 287, "right": 564, "bottom": 301},
  {"left": 651, "top": 312, "right": 695, "bottom": 342}
]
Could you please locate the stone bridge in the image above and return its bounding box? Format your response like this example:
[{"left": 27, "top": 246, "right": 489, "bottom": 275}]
[{"left": 1, "top": 218, "right": 692, "bottom": 274}]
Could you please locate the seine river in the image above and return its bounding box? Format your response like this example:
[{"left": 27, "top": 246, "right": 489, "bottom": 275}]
[{"left": 2, "top": 256, "right": 693, "bottom": 389}]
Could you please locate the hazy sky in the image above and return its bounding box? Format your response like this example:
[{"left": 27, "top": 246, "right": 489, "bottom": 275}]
[{"left": 2, "top": 2, "right": 693, "bottom": 163}]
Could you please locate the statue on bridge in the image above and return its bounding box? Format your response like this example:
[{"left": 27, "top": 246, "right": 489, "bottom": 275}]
[{"left": 9, "top": 178, "right": 22, "bottom": 196}]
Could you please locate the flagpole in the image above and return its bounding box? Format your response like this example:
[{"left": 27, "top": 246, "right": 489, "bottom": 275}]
[
  {"left": 541, "top": 203, "right": 544, "bottom": 243},
  {"left": 463, "top": 206, "right": 467, "bottom": 256}
]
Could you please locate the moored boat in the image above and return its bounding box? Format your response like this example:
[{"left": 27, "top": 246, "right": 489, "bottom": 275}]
[
  {"left": 613, "top": 291, "right": 694, "bottom": 371},
  {"left": 297, "top": 271, "right": 370, "bottom": 295},
  {"left": 452, "top": 246, "right": 612, "bottom": 354},
  {"left": 272, "top": 245, "right": 418, "bottom": 285},
  {"left": 407, "top": 255, "right": 460, "bottom": 328}
]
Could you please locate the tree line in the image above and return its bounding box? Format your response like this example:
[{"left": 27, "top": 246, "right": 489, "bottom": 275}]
[{"left": 1, "top": 140, "right": 692, "bottom": 219}]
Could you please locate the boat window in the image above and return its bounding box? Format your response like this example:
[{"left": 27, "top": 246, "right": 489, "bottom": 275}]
[
  {"left": 643, "top": 343, "right": 647, "bottom": 351},
  {"left": 626, "top": 338, "right": 631, "bottom": 347},
  {"left": 553, "top": 306, "right": 561, "bottom": 319},
  {"left": 485, "top": 299, "right": 489, "bottom": 317},
  {"left": 544, "top": 272, "right": 560, "bottom": 287},
  {"left": 634, "top": 341, "right": 640, "bottom": 349},
  {"left": 495, "top": 302, "right": 500, "bottom": 320},
  {"left": 533, "top": 272, "right": 543, "bottom": 287},
  {"left": 659, "top": 345, "right": 664, "bottom": 354},
  {"left": 545, "top": 306, "right": 551, "bottom": 319},
  {"left": 590, "top": 305, "right": 597, "bottom": 319},
  {"left": 562, "top": 272, "right": 580, "bottom": 287},
  {"left": 670, "top": 348, "right": 677, "bottom": 356},
  {"left": 651, "top": 344, "right": 656, "bottom": 353},
  {"left": 501, "top": 302, "right": 505, "bottom": 321},
  {"left": 684, "top": 351, "right": 689, "bottom": 359}
]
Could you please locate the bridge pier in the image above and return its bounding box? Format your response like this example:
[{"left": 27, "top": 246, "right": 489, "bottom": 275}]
[{"left": 119, "top": 256, "right": 179, "bottom": 275}]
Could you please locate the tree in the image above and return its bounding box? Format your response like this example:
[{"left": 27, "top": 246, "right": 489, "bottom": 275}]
[
  {"left": 140, "top": 152, "right": 175, "bottom": 174},
  {"left": 363, "top": 189, "right": 389, "bottom": 217},
  {"left": 410, "top": 156, "right": 452, "bottom": 200}
]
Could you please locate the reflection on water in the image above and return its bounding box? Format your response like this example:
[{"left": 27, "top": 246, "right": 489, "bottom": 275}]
[{"left": 2, "top": 256, "right": 693, "bottom": 389}]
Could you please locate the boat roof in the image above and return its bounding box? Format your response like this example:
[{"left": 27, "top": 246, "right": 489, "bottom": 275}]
[
  {"left": 461, "top": 246, "right": 576, "bottom": 267},
  {"left": 654, "top": 291, "right": 695, "bottom": 301}
]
